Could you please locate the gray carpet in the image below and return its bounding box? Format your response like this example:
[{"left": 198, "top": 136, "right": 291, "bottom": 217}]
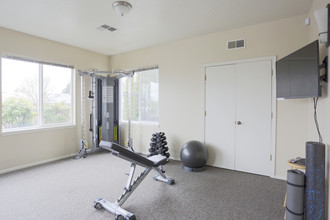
[{"left": 0, "top": 151, "right": 286, "bottom": 220}]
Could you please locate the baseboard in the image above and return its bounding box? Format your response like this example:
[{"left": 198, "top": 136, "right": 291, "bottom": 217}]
[
  {"left": 273, "top": 175, "right": 286, "bottom": 181},
  {"left": 0, "top": 153, "right": 77, "bottom": 175}
]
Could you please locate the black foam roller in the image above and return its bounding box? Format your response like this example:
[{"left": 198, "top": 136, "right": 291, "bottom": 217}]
[
  {"left": 286, "top": 211, "right": 303, "bottom": 220},
  {"left": 305, "top": 141, "right": 325, "bottom": 220},
  {"left": 286, "top": 169, "right": 305, "bottom": 220}
]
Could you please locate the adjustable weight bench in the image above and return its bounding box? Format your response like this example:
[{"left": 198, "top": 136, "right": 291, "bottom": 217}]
[{"left": 94, "top": 141, "right": 175, "bottom": 220}]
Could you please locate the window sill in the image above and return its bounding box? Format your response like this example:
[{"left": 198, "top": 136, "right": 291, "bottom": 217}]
[{"left": 1, "top": 124, "right": 76, "bottom": 136}]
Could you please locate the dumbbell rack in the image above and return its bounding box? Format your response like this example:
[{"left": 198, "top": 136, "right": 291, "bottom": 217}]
[{"left": 148, "top": 132, "right": 170, "bottom": 158}]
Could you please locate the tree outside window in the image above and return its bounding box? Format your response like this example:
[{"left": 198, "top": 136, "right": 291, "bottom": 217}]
[{"left": 1, "top": 57, "right": 74, "bottom": 131}]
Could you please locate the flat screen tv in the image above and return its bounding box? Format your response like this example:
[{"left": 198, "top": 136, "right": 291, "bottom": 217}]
[{"left": 276, "top": 40, "right": 321, "bottom": 99}]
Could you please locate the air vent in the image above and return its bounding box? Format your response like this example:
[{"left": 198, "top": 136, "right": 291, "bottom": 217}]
[
  {"left": 96, "top": 24, "right": 117, "bottom": 32},
  {"left": 227, "top": 38, "right": 245, "bottom": 50}
]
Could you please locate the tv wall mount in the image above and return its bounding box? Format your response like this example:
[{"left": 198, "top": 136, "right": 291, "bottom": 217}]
[{"left": 320, "top": 56, "right": 328, "bottom": 83}]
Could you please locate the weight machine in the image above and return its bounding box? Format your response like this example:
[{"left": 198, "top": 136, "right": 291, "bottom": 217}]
[{"left": 75, "top": 69, "right": 133, "bottom": 159}]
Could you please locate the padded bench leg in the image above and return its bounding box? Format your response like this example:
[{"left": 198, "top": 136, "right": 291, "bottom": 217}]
[
  {"left": 153, "top": 167, "right": 175, "bottom": 185},
  {"left": 94, "top": 198, "right": 136, "bottom": 220}
]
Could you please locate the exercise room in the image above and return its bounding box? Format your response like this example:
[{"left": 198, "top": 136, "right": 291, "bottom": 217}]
[{"left": 0, "top": 0, "right": 329, "bottom": 219}]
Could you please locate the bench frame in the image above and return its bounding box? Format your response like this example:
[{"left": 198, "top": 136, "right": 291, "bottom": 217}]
[{"left": 94, "top": 141, "right": 174, "bottom": 220}]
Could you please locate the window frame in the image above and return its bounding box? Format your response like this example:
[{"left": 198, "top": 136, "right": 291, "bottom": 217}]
[
  {"left": 119, "top": 66, "right": 159, "bottom": 126},
  {"left": 0, "top": 54, "right": 76, "bottom": 134}
]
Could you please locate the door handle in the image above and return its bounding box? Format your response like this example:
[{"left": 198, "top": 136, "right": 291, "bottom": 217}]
[{"left": 236, "top": 121, "right": 242, "bottom": 125}]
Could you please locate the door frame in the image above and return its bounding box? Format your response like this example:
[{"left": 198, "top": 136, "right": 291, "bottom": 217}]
[{"left": 202, "top": 56, "right": 277, "bottom": 177}]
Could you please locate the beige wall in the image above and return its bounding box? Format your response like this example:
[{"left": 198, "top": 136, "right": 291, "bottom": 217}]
[
  {"left": 109, "top": 14, "right": 311, "bottom": 177},
  {"left": 0, "top": 27, "right": 109, "bottom": 172}
]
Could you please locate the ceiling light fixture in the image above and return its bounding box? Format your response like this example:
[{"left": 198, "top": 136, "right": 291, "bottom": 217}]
[{"left": 112, "top": 1, "right": 132, "bottom": 17}]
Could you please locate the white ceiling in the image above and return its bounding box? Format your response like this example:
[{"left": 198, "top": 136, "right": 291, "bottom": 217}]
[{"left": 0, "top": 0, "right": 313, "bottom": 55}]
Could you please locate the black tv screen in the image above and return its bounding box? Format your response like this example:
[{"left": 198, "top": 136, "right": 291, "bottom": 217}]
[{"left": 276, "top": 40, "right": 320, "bottom": 99}]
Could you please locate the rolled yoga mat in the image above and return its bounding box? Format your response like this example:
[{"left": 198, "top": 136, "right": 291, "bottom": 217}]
[
  {"left": 305, "top": 141, "right": 325, "bottom": 220},
  {"left": 286, "top": 169, "right": 305, "bottom": 220}
]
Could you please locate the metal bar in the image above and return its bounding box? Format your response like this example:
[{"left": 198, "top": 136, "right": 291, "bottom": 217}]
[
  {"left": 77, "top": 69, "right": 134, "bottom": 79},
  {"left": 127, "top": 65, "right": 159, "bottom": 73},
  {"left": 81, "top": 76, "right": 86, "bottom": 140},
  {"left": 125, "top": 163, "right": 136, "bottom": 190},
  {"left": 91, "top": 77, "right": 97, "bottom": 150},
  {"left": 153, "top": 166, "right": 167, "bottom": 179},
  {"left": 95, "top": 198, "right": 135, "bottom": 219},
  {"left": 127, "top": 76, "right": 133, "bottom": 150},
  {"left": 117, "top": 167, "right": 151, "bottom": 206},
  {"left": 38, "top": 64, "right": 43, "bottom": 127}
]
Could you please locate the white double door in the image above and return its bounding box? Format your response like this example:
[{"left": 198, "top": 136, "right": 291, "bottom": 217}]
[{"left": 204, "top": 59, "right": 272, "bottom": 176}]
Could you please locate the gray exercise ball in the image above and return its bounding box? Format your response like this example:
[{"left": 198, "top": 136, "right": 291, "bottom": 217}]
[{"left": 180, "top": 140, "right": 208, "bottom": 172}]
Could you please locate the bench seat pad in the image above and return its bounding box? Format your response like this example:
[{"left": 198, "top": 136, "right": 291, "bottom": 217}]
[{"left": 99, "top": 141, "right": 167, "bottom": 167}]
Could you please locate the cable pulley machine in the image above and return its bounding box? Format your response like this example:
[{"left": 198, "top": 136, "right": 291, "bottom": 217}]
[{"left": 75, "top": 69, "right": 134, "bottom": 159}]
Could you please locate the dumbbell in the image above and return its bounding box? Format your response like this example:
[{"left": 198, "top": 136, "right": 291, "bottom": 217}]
[
  {"left": 149, "top": 148, "right": 156, "bottom": 153},
  {"left": 157, "top": 137, "right": 166, "bottom": 142},
  {"left": 156, "top": 142, "right": 165, "bottom": 148},
  {"left": 157, "top": 148, "right": 166, "bottom": 154}
]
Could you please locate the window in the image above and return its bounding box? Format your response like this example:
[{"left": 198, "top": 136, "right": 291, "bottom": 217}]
[
  {"left": 119, "top": 68, "right": 159, "bottom": 123},
  {"left": 1, "top": 55, "right": 75, "bottom": 132}
]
